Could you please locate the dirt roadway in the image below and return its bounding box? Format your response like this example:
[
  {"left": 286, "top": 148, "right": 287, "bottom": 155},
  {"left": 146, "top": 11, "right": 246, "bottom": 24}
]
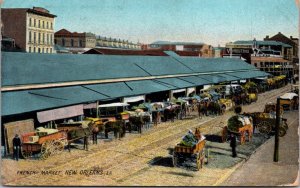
[{"left": 1, "top": 84, "right": 296, "bottom": 186}]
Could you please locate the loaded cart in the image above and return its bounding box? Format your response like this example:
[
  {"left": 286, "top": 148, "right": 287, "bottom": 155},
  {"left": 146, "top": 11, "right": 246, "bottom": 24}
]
[
  {"left": 246, "top": 112, "right": 288, "bottom": 137},
  {"left": 21, "top": 127, "right": 67, "bottom": 159},
  {"left": 173, "top": 130, "right": 206, "bottom": 171}
]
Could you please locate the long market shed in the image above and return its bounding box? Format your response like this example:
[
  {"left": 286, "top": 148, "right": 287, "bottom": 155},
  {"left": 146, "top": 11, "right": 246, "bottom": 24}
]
[{"left": 1, "top": 52, "right": 269, "bottom": 117}]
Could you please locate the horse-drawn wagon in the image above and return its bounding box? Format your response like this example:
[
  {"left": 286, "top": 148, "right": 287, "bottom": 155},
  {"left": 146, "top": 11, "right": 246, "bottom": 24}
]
[
  {"left": 279, "top": 92, "right": 298, "bottom": 111},
  {"left": 245, "top": 112, "right": 288, "bottom": 137},
  {"left": 173, "top": 130, "right": 206, "bottom": 171},
  {"left": 21, "top": 127, "right": 67, "bottom": 159},
  {"left": 222, "top": 114, "right": 253, "bottom": 144}
]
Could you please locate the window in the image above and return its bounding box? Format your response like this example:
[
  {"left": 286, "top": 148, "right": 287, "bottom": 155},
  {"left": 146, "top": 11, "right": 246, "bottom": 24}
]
[
  {"left": 38, "top": 48, "right": 41, "bottom": 53},
  {"left": 42, "top": 21, "right": 44, "bottom": 28},
  {"left": 34, "top": 19, "right": 36, "bottom": 27},
  {"left": 51, "top": 22, "right": 53, "bottom": 29},
  {"left": 71, "top": 39, "right": 74, "bottom": 47},
  {"left": 47, "top": 34, "right": 49, "bottom": 44},
  {"left": 62, "top": 38, "right": 65, "bottom": 46},
  {"left": 54, "top": 39, "right": 57, "bottom": 44},
  {"left": 38, "top": 33, "right": 41, "bottom": 44},
  {"left": 260, "top": 62, "right": 264, "bottom": 67},
  {"left": 50, "top": 34, "right": 53, "bottom": 44},
  {"left": 254, "top": 63, "right": 257, "bottom": 67},
  {"left": 79, "top": 40, "right": 83, "bottom": 47},
  {"left": 29, "top": 18, "right": 32, "bottom": 26},
  {"left": 29, "top": 47, "right": 31, "bottom": 52},
  {"left": 34, "top": 32, "right": 36, "bottom": 43},
  {"left": 34, "top": 47, "right": 36, "bottom": 53},
  {"left": 38, "top": 20, "right": 40, "bottom": 28},
  {"left": 50, "top": 48, "right": 52, "bottom": 53},
  {"left": 47, "top": 22, "right": 49, "bottom": 29},
  {"left": 29, "top": 31, "right": 32, "bottom": 43}
]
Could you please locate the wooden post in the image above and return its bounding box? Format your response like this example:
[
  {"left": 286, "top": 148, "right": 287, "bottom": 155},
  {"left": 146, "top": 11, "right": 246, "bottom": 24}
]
[
  {"left": 169, "top": 90, "right": 173, "bottom": 101},
  {"left": 274, "top": 97, "right": 280, "bottom": 162},
  {"left": 96, "top": 101, "right": 99, "bottom": 118}
]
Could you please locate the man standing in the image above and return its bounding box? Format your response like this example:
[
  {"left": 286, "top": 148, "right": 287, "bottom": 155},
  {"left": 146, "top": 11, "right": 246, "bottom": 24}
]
[
  {"left": 13, "top": 134, "right": 21, "bottom": 161},
  {"left": 230, "top": 133, "right": 237, "bottom": 158}
]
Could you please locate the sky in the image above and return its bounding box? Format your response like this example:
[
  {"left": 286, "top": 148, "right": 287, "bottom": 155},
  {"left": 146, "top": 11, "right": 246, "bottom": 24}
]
[{"left": 2, "top": 0, "right": 299, "bottom": 46}]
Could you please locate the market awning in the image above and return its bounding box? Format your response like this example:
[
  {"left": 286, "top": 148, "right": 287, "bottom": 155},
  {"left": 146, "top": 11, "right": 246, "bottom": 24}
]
[
  {"left": 226, "top": 70, "right": 270, "bottom": 79},
  {"left": 37, "top": 104, "right": 84, "bottom": 123},
  {"left": 98, "top": 102, "right": 129, "bottom": 108},
  {"left": 154, "top": 77, "right": 195, "bottom": 89},
  {"left": 123, "top": 95, "right": 145, "bottom": 103},
  {"left": 177, "top": 76, "right": 213, "bottom": 86}
]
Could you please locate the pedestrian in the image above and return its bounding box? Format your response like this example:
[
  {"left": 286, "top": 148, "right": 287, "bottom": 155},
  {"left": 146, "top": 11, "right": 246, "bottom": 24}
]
[
  {"left": 13, "top": 134, "right": 21, "bottom": 161},
  {"left": 230, "top": 133, "right": 237, "bottom": 158}
]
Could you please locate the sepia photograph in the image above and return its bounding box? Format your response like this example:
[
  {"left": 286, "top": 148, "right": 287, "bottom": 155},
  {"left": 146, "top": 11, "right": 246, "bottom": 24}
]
[{"left": 0, "top": 0, "right": 299, "bottom": 186}]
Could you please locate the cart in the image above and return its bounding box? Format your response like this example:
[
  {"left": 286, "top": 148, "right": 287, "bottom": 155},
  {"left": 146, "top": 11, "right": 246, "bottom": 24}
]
[
  {"left": 222, "top": 124, "right": 253, "bottom": 145},
  {"left": 249, "top": 112, "right": 288, "bottom": 137},
  {"left": 279, "top": 92, "right": 298, "bottom": 111},
  {"left": 173, "top": 139, "right": 206, "bottom": 171},
  {"left": 21, "top": 129, "right": 67, "bottom": 159}
]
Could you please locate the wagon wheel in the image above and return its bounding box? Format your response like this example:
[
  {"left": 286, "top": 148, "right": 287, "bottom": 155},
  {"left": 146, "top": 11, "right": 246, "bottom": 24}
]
[
  {"left": 257, "top": 121, "right": 272, "bottom": 134},
  {"left": 281, "top": 121, "right": 288, "bottom": 130},
  {"left": 51, "top": 140, "right": 65, "bottom": 155},
  {"left": 278, "top": 127, "right": 286, "bottom": 137},
  {"left": 21, "top": 149, "right": 32, "bottom": 159},
  {"left": 172, "top": 151, "right": 178, "bottom": 167},
  {"left": 40, "top": 140, "right": 53, "bottom": 160}
]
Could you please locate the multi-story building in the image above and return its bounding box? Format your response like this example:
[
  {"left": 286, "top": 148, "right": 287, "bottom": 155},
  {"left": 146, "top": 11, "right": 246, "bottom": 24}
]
[
  {"left": 96, "top": 36, "right": 141, "bottom": 49},
  {"left": 1, "top": 7, "right": 56, "bottom": 53},
  {"left": 264, "top": 32, "right": 298, "bottom": 63},
  {"left": 54, "top": 29, "right": 96, "bottom": 53},
  {"left": 148, "top": 41, "right": 213, "bottom": 57},
  {"left": 225, "top": 39, "right": 294, "bottom": 77},
  {"left": 251, "top": 56, "right": 294, "bottom": 77},
  {"left": 225, "top": 39, "right": 292, "bottom": 63}
]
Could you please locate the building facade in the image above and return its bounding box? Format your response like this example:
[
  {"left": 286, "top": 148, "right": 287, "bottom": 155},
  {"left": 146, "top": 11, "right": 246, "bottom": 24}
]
[
  {"left": 54, "top": 29, "right": 96, "bottom": 53},
  {"left": 1, "top": 7, "right": 56, "bottom": 53},
  {"left": 251, "top": 56, "right": 293, "bottom": 77},
  {"left": 264, "top": 32, "right": 299, "bottom": 63},
  {"left": 96, "top": 36, "right": 141, "bottom": 49},
  {"left": 148, "top": 41, "right": 213, "bottom": 57},
  {"left": 225, "top": 39, "right": 293, "bottom": 63}
]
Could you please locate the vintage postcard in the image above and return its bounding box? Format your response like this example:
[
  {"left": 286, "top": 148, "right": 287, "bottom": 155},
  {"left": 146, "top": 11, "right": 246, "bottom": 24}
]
[{"left": 1, "top": 0, "right": 299, "bottom": 186}]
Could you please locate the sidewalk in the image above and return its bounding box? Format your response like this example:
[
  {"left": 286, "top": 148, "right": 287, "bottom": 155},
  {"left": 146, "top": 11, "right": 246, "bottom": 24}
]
[{"left": 220, "top": 110, "right": 299, "bottom": 186}]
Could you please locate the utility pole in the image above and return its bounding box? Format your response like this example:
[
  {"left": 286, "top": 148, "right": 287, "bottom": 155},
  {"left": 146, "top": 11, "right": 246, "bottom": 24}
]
[{"left": 273, "top": 97, "right": 280, "bottom": 162}]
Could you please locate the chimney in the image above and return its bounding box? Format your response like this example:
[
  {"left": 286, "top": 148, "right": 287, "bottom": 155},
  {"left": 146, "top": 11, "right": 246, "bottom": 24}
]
[
  {"left": 266, "top": 35, "right": 269, "bottom": 39},
  {"left": 278, "top": 32, "right": 281, "bottom": 34},
  {"left": 290, "top": 36, "right": 293, "bottom": 39}
]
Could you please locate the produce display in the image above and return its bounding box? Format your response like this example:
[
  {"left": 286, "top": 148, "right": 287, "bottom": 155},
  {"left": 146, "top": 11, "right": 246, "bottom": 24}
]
[
  {"left": 180, "top": 130, "right": 198, "bottom": 147},
  {"left": 227, "top": 115, "right": 251, "bottom": 132}
]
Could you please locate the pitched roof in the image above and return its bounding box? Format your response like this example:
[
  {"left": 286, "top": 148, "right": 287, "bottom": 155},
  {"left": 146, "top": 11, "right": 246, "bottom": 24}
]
[
  {"left": 83, "top": 48, "right": 168, "bottom": 56},
  {"left": 1, "top": 52, "right": 269, "bottom": 116}
]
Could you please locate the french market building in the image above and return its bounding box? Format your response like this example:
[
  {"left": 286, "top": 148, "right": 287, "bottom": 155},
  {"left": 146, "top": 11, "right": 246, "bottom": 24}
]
[{"left": 1, "top": 51, "right": 269, "bottom": 150}]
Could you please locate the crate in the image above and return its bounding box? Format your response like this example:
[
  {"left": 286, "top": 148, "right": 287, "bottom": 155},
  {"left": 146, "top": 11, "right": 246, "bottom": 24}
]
[{"left": 174, "top": 139, "right": 206, "bottom": 154}]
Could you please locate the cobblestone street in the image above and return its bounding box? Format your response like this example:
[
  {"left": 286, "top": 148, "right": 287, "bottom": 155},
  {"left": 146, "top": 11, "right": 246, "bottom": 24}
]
[{"left": 1, "top": 84, "right": 298, "bottom": 186}]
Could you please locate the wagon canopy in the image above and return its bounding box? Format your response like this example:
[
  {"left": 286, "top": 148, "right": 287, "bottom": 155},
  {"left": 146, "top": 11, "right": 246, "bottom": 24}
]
[{"left": 280, "top": 93, "right": 298, "bottom": 100}]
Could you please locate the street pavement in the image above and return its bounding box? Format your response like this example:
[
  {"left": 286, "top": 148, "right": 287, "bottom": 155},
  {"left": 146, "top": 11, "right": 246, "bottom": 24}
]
[{"left": 220, "top": 110, "right": 299, "bottom": 186}]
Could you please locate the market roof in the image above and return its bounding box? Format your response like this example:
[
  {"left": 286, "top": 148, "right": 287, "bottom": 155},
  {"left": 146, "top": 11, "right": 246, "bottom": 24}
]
[
  {"left": 1, "top": 52, "right": 269, "bottom": 116},
  {"left": 2, "top": 52, "right": 257, "bottom": 87}
]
